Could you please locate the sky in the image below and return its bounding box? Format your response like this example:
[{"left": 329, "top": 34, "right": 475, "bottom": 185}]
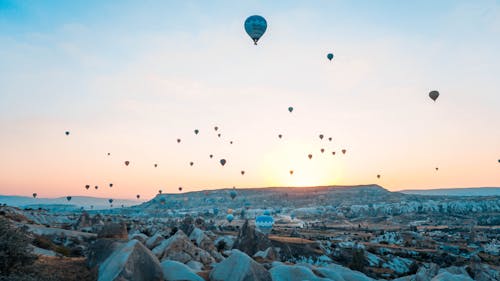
[{"left": 0, "top": 0, "right": 499, "bottom": 199}]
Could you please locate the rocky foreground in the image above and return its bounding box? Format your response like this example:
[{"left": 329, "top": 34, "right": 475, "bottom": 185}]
[{"left": 0, "top": 185, "right": 498, "bottom": 280}]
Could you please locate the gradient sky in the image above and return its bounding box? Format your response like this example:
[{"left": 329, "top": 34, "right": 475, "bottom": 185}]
[{"left": 1, "top": 0, "right": 499, "bottom": 199}]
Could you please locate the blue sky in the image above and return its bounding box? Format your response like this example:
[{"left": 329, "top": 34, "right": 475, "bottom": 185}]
[{"left": 0, "top": 0, "right": 499, "bottom": 198}]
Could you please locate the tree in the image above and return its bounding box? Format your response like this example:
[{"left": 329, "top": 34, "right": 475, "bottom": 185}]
[{"left": 0, "top": 217, "right": 36, "bottom": 276}]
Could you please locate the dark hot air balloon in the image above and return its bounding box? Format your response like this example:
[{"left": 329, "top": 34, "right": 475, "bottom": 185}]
[
  {"left": 218, "top": 133, "right": 221, "bottom": 138},
  {"left": 289, "top": 170, "right": 294, "bottom": 175},
  {"left": 154, "top": 164, "right": 158, "bottom": 168},
  {"left": 177, "top": 138, "right": 181, "bottom": 143},
  {"left": 85, "top": 185, "right": 90, "bottom": 190},
  {"left": 65, "top": 131, "right": 70, "bottom": 136},
  {"left": 32, "top": 193, "right": 37, "bottom": 198},
  {"left": 109, "top": 199, "right": 113, "bottom": 204},
  {"left": 220, "top": 159, "right": 226, "bottom": 166},
  {"left": 319, "top": 134, "right": 324, "bottom": 140},
  {"left": 109, "top": 183, "right": 113, "bottom": 188},
  {"left": 320, "top": 148, "right": 325, "bottom": 153},
  {"left": 241, "top": 170, "right": 245, "bottom": 175},
  {"left": 278, "top": 134, "right": 282, "bottom": 139},
  {"left": 189, "top": 162, "right": 194, "bottom": 166},
  {"left": 327, "top": 53, "right": 334, "bottom": 61},
  {"left": 342, "top": 149, "right": 346, "bottom": 154},
  {"left": 178, "top": 187, "right": 183, "bottom": 192},
  {"left": 328, "top": 137, "right": 332, "bottom": 142},
  {"left": 214, "top": 126, "right": 218, "bottom": 131},
  {"left": 95, "top": 186, "right": 99, "bottom": 190},
  {"left": 429, "top": 90, "right": 439, "bottom": 101},
  {"left": 244, "top": 15, "right": 267, "bottom": 45},
  {"left": 124, "top": 161, "right": 130, "bottom": 166},
  {"left": 209, "top": 154, "right": 213, "bottom": 158},
  {"left": 136, "top": 194, "right": 140, "bottom": 199},
  {"left": 288, "top": 106, "right": 293, "bottom": 113},
  {"left": 66, "top": 196, "right": 72, "bottom": 202},
  {"left": 308, "top": 154, "right": 313, "bottom": 160},
  {"left": 377, "top": 174, "right": 381, "bottom": 179},
  {"left": 332, "top": 151, "right": 336, "bottom": 156},
  {"left": 158, "top": 190, "right": 162, "bottom": 194},
  {"left": 194, "top": 129, "right": 199, "bottom": 135}
]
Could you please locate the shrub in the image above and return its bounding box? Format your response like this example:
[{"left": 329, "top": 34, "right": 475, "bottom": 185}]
[{"left": 0, "top": 217, "right": 36, "bottom": 275}]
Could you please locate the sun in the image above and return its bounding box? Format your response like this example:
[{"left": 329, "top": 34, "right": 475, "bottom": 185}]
[{"left": 260, "top": 140, "right": 344, "bottom": 187}]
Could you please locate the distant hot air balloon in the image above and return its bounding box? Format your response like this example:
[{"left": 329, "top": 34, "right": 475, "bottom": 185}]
[
  {"left": 327, "top": 53, "right": 334, "bottom": 61},
  {"left": 429, "top": 90, "right": 439, "bottom": 101},
  {"left": 136, "top": 194, "right": 140, "bottom": 199},
  {"left": 377, "top": 174, "right": 381, "bottom": 179},
  {"left": 95, "top": 186, "right": 99, "bottom": 190},
  {"left": 124, "top": 161, "right": 130, "bottom": 166},
  {"left": 194, "top": 129, "right": 199, "bottom": 135},
  {"left": 230, "top": 190, "right": 237, "bottom": 200},
  {"left": 214, "top": 126, "right": 219, "bottom": 131},
  {"left": 226, "top": 214, "right": 234, "bottom": 223},
  {"left": 244, "top": 15, "right": 267, "bottom": 45},
  {"left": 289, "top": 170, "right": 294, "bottom": 175},
  {"left": 209, "top": 154, "right": 213, "bottom": 159},
  {"left": 109, "top": 199, "right": 113, "bottom": 204},
  {"left": 110, "top": 204, "right": 113, "bottom": 208},
  {"left": 288, "top": 106, "right": 294, "bottom": 113},
  {"left": 177, "top": 138, "right": 181, "bottom": 143},
  {"left": 227, "top": 208, "right": 233, "bottom": 214},
  {"left": 319, "top": 134, "right": 324, "bottom": 140},
  {"left": 85, "top": 185, "right": 90, "bottom": 190},
  {"left": 218, "top": 133, "right": 221, "bottom": 138},
  {"left": 278, "top": 134, "right": 282, "bottom": 139},
  {"left": 435, "top": 167, "right": 439, "bottom": 171},
  {"left": 342, "top": 149, "right": 346, "bottom": 154},
  {"left": 32, "top": 193, "right": 37, "bottom": 198},
  {"left": 190, "top": 162, "right": 194, "bottom": 166},
  {"left": 328, "top": 137, "right": 332, "bottom": 142},
  {"left": 320, "top": 148, "right": 325, "bottom": 153},
  {"left": 107, "top": 153, "right": 111, "bottom": 156},
  {"left": 255, "top": 214, "right": 274, "bottom": 234},
  {"left": 178, "top": 187, "right": 183, "bottom": 192},
  {"left": 332, "top": 151, "right": 336, "bottom": 156},
  {"left": 66, "top": 196, "right": 72, "bottom": 202},
  {"left": 154, "top": 164, "right": 158, "bottom": 168},
  {"left": 121, "top": 204, "right": 124, "bottom": 208},
  {"left": 308, "top": 154, "right": 313, "bottom": 160},
  {"left": 241, "top": 170, "right": 245, "bottom": 175},
  {"left": 109, "top": 183, "right": 113, "bottom": 188},
  {"left": 229, "top": 141, "right": 233, "bottom": 144},
  {"left": 65, "top": 131, "right": 70, "bottom": 136},
  {"left": 220, "top": 159, "right": 227, "bottom": 166},
  {"left": 158, "top": 190, "right": 162, "bottom": 194}
]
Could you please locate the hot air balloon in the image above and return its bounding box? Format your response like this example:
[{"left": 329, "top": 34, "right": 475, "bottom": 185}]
[
  {"left": 32, "top": 193, "right": 37, "bottom": 198},
  {"left": 159, "top": 190, "right": 162, "bottom": 194},
  {"left": 108, "top": 199, "right": 113, "bottom": 204},
  {"left": 255, "top": 214, "right": 274, "bottom": 234},
  {"left": 177, "top": 138, "right": 181, "bottom": 143},
  {"left": 95, "top": 186, "right": 99, "bottom": 190},
  {"left": 278, "top": 134, "right": 282, "bottom": 139},
  {"left": 290, "top": 213, "right": 295, "bottom": 220},
  {"left": 109, "top": 183, "right": 113, "bottom": 188},
  {"left": 85, "top": 185, "right": 90, "bottom": 190},
  {"left": 65, "top": 131, "right": 70, "bottom": 136},
  {"left": 342, "top": 149, "right": 346, "bottom": 154},
  {"left": 226, "top": 214, "right": 234, "bottom": 223},
  {"left": 289, "top": 170, "right": 294, "bottom": 175},
  {"left": 320, "top": 148, "right": 325, "bottom": 153},
  {"left": 66, "top": 196, "right": 72, "bottom": 202},
  {"left": 227, "top": 208, "right": 233, "bottom": 214},
  {"left": 136, "top": 194, "right": 140, "bottom": 199},
  {"left": 332, "top": 151, "right": 336, "bottom": 156},
  {"left": 429, "top": 90, "right": 439, "bottom": 101},
  {"left": 209, "top": 154, "right": 213, "bottom": 159},
  {"left": 220, "top": 159, "right": 226, "bottom": 166},
  {"left": 178, "top": 187, "right": 183, "bottom": 192},
  {"left": 435, "top": 167, "right": 439, "bottom": 171},
  {"left": 194, "top": 129, "right": 199, "bottom": 135},
  {"left": 308, "top": 154, "right": 313, "bottom": 160},
  {"left": 377, "top": 174, "right": 381, "bottom": 179},
  {"left": 230, "top": 190, "right": 237, "bottom": 200},
  {"left": 107, "top": 153, "right": 111, "bottom": 156},
  {"left": 214, "top": 126, "right": 219, "bottom": 131},
  {"left": 218, "top": 133, "right": 221, "bottom": 138},
  {"left": 328, "top": 137, "right": 332, "bottom": 142},
  {"left": 241, "top": 170, "right": 245, "bottom": 175},
  {"left": 288, "top": 106, "right": 293, "bottom": 113},
  {"left": 154, "top": 164, "right": 158, "bottom": 168},
  {"left": 190, "top": 162, "right": 194, "bottom": 166},
  {"left": 244, "top": 15, "right": 267, "bottom": 45},
  {"left": 124, "top": 161, "right": 130, "bottom": 166},
  {"left": 319, "top": 134, "right": 324, "bottom": 140},
  {"left": 110, "top": 204, "right": 113, "bottom": 208}
]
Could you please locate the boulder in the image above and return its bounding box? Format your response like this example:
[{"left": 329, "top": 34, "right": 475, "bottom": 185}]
[
  {"left": 180, "top": 216, "right": 195, "bottom": 236},
  {"left": 233, "top": 220, "right": 272, "bottom": 256},
  {"left": 161, "top": 260, "right": 205, "bottom": 281},
  {"left": 431, "top": 271, "right": 473, "bottom": 281},
  {"left": 189, "top": 227, "right": 224, "bottom": 262},
  {"left": 316, "top": 263, "right": 373, "bottom": 281},
  {"left": 253, "top": 247, "right": 278, "bottom": 262},
  {"left": 98, "top": 240, "right": 163, "bottom": 281},
  {"left": 214, "top": 235, "right": 235, "bottom": 251},
  {"left": 152, "top": 230, "right": 215, "bottom": 265},
  {"left": 146, "top": 233, "right": 166, "bottom": 249},
  {"left": 209, "top": 250, "right": 272, "bottom": 281},
  {"left": 467, "top": 262, "right": 499, "bottom": 281},
  {"left": 88, "top": 239, "right": 126, "bottom": 269},
  {"left": 97, "top": 222, "right": 128, "bottom": 240},
  {"left": 270, "top": 264, "right": 331, "bottom": 281},
  {"left": 186, "top": 260, "right": 204, "bottom": 272},
  {"left": 130, "top": 233, "right": 149, "bottom": 244}
]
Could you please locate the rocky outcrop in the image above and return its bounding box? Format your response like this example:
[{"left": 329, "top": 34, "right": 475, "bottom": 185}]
[
  {"left": 130, "top": 232, "right": 149, "bottom": 244},
  {"left": 189, "top": 227, "right": 223, "bottom": 261},
  {"left": 146, "top": 233, "right": 166, "bottom": 249},
  {"left": 98, "top": 240, "right": 163, "bottom": 281},
  {"left": 152, "top": 230, "right": 215, "bottom": 265},
  {"left": 253, "top": 247, "right": 278, "bottom": 262},
  {"left": 209, "top": 250, "right": 272, "bottom": 281},
  {"left": 233, "top": 220, "right": 272, "bottom": 256},
  {"left": 270, "top": 264, "right": 331, "bottom": 281},
  {"left": 87, "top": 239, "right": 126, "bottom": 269},
  {"left": 161, "top": 260, "right": 204, "bottom": 281},
  {"left": 270, "top": 237, "right": 324, "bottom": 261},
  {"left": 74, "top": 211, "right": 91, "bottom": 230},
  {"left": 97, "top": 222, "right": 128, "bottom": 240}
]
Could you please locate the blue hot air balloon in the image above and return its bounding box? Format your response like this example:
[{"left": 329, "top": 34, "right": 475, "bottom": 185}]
[
  {"left": 244, "top": 15, "right": 267, "bottom": 45},
  {"left": 327, "top": 53, "right": 334, "bottom": 61},
  {"left": 230, "top": 190, "right": 237, "bottom": 200},
  {"left": 226, "top": 214, "right": 234, "bottom": 223},
  {"left": 263, "top": 209, "right": 271, "bottom": 216},
  {"left": 255, "top": 214, "right": 274, "bottom": 234}
]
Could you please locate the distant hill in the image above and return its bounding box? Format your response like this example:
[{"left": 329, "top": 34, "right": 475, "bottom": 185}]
[
  {"left": 399, "top": 187, "right": 500, "bottom": 197},
  {"left": 0, "top": 195, "right": 141, "bottom": 210}
]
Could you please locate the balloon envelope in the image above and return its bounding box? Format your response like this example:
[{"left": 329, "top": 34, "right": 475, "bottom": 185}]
[
  {"left": 244, "top": 15, "right": 267, "bottom": 45},
  {"left": 66, "top": 196, "right": 72, "bottom": 201},
  {"left": 226, "top": 214, "right": 234, "bottom": 223},
  {"left": 327, "top": 53, "right": 334, "bottom": 61},
  {"left": 32, "top": 193, "right": 37, "bottom": 198},
  {"left": 308, "top": 154, "right": 312, "bottom": 159},
  {"left": 429, "top": 90, "right": 439, "bottom": 101},
  {"left": 255, "top": 215, "right": 274, "bottom": 234},
  {"left": 288, "top": 106, "right": 293, "bottom": 113},
  {"left": 230, "top": 190, "right": 237, "bottom": 200},
  {"left": 220, "top": 159, "right": 227, "bottom": 166},
  {"left": 124, "top": 161, "right": 130, "bottom": 166}
]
